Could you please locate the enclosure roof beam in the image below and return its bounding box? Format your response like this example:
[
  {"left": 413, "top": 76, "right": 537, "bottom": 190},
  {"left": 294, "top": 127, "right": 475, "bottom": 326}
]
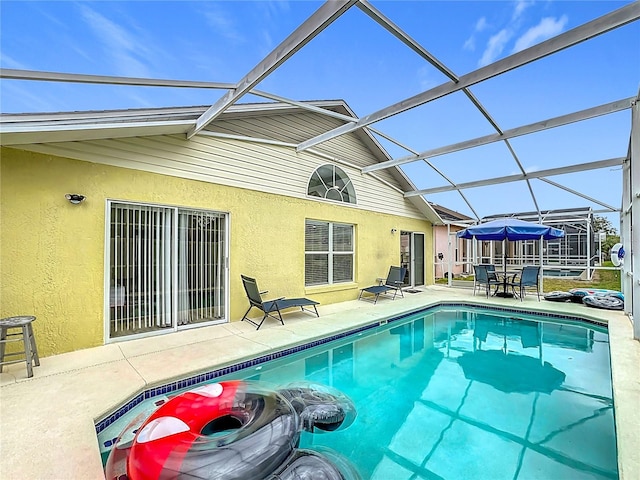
[
  {"left": 355, "top": 0, "right": 458, "bottom": 81},
  {"left": 297, "top": 2, "right": 640, "bottom": 152},
  {"left": 363, "top": 97, "right": 634, "bottom": 173},
  {"left": 0, "top": 68, "right": 362, "bottom": 123},
  {"left": 1, "top": 67, "right": 423, "bottom": 159},
  {"left": 187, "top": 0, "right": 357, "bottom": 139},
  {"left": 356, "top": 0, "right": 531, "bottom": 219},
  {"left": 405, "top": 157, "right": 625, "bottom": 196},
  {"left": 538, "top": 177, "right": 618, "bottom": 211},
  {"left": 0, "top": 68, "right": 236, "bottom": 89}
]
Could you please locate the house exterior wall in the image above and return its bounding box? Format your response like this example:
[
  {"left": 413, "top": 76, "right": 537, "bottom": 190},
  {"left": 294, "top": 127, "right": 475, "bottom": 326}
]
[
  {"left": 1, "top": 147, "right": 433, "bottom": 357},
  {"left": 205, "top": 111, "right": 403, "bottom": 188},
  {"left": 433, "top": 226, "right": 466, "bottom": 278},
  {"left": 15, "top": 123, "right": 424, "bottom": 219}
]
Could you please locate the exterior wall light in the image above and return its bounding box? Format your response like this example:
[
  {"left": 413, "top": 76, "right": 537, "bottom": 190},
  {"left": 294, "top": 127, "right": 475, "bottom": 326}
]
[
  {"left": 65, "top": 194, "right": 86, "bottom": 204},
  {"left": 391, "top": 228, "right": 397, "bottom": 234}
]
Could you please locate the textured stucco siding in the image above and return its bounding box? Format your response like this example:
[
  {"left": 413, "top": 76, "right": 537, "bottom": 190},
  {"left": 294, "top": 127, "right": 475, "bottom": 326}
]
[
  {"left": 1, "top": 147, "right": 433, "bottom": 357},
  {"left": 433, "top": 226, "right": 466, "bottom": 278}
]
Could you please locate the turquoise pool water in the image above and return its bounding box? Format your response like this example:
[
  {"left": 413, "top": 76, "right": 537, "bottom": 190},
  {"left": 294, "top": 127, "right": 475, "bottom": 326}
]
[{"left": 98, "top": 305, "right": 617, "bottom": 479}]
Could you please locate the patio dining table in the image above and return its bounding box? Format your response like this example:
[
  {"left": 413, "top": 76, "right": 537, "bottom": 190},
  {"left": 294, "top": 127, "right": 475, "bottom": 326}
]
[{"left": 493, "top": 269, "right": 521, "bottom": 298}]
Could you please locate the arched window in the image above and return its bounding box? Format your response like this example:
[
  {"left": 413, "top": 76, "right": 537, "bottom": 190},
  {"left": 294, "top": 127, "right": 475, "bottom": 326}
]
[{"left": 307, "top": 164, "right": 356, "bottom": 204}]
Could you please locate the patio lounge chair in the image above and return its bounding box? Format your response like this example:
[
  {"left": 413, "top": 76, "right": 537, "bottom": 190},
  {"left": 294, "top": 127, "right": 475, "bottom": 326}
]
[
  {"left": 240, "top": 275, "right": 319, "bottom": 330},
  {"left": 358, "top": 266, "right": 407, "bottom": 304}
]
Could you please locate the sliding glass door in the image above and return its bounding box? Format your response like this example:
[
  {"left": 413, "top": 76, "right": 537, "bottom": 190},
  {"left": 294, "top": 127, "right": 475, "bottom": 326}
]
[
  {"left": 412, "top": 232, "right": 425, "bottom": 286},
  {"left": 400, "top": 231, "right": 425, "bottom": 287},
  {"left": 107, "top": 202, "right": 228, "bottom": 340}
]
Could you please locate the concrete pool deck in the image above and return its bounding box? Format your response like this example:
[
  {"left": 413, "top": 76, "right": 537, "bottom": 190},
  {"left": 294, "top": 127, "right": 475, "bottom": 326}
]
[{"left": 0, "top": 285, "right": 638, "bottom": 479}]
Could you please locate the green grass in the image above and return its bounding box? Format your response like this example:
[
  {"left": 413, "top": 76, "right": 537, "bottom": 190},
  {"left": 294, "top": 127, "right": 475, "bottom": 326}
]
[
  {"left": 436, "top": 262, "right": 622, "bottom": 293},
  {"left": 542, "top": 262, "right": 621, "bottom": 293}
]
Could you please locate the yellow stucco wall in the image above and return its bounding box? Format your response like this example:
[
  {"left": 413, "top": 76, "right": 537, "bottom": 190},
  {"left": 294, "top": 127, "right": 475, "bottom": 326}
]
[{"left": 0, "top": 147, "right": 433, "bottom": 356}]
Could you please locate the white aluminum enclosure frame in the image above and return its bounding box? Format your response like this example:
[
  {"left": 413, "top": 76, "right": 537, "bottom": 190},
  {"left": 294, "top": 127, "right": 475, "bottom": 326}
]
[
  {"left": 1, "top": 0, "right": 638, "bottom": 338},
  {"left": 623, "top": 94, "right": 639, "bottom": 340}
]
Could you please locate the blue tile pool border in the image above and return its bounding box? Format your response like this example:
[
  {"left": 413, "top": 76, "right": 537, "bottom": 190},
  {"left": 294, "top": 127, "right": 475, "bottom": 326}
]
[{"left": 94, "top": 301, "right": 607, "bottom": 435}]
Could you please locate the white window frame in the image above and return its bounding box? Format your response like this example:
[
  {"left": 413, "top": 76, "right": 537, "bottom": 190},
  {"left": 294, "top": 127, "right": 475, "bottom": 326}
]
[
  {"left": 305, "top": 220, "right": 354, "bottom": 286},
  {"left": 307, "top": 164, "right": 357, "bottom": 204}
]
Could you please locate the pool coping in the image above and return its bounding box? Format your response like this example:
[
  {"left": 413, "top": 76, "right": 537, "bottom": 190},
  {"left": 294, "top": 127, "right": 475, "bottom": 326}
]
[{"left": 0, "top": 287, "right": 638, "bottom": 480}]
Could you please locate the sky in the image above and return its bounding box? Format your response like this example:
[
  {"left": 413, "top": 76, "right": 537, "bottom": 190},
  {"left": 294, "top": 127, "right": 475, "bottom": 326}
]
[{"left": 1, "top": 0, "right": 639, "bottom": 227}]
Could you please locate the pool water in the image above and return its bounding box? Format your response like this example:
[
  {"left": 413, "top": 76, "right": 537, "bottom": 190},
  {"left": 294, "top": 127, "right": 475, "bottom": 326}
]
[
  {"left": 98, "top": 306, "right": 617, "bottom": 479},
  {"left": 543, "top": 269, "right": 585, "bottom": 277}
]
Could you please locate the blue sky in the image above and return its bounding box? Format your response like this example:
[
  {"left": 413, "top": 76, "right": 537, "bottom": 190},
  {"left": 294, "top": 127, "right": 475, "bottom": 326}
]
[{"left": 1, "top": 1, "right": 639, "bottom": 225}]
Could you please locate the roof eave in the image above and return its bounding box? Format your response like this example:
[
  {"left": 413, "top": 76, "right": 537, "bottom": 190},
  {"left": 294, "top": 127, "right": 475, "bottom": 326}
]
[{"left": 1, "top": 120, "right": 193, "bottom": 146}]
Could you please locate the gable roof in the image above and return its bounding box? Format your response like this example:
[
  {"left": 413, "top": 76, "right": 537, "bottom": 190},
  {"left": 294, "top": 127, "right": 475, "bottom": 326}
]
[
  {"left": 0, "top": 100, "right": 443, "bottom": 224},
  {"left": 430, "top": 203, "right": 473, "bottom": 223}
]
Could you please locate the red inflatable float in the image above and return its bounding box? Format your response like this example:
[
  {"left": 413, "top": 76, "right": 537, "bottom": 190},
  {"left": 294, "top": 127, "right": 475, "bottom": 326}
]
[
  {"left": 105, "top": 380, "right": 357, "bottom": 480},
  {"left": 128, "top": 381, "right": 242, "bottom": 479}
]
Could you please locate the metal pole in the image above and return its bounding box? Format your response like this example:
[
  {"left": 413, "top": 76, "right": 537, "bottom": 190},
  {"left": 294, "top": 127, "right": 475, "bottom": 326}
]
[
  {"left": 630, "top": 94, "right": 639, "bottom": 340},
  {"left": 447, "top": 223, "right": 453, "bottom": 287},
  {"left": 539, "top": 236, "right": 544, "bottom": 293},
  {"left": 621, "top": 133, "right": 632, "bottom": 317},
  {"left": 598, "top": 232, "right": 602, "bottom": 265},
  {"left": 586, "top": 218, "right": 592, "bottom": 279}
]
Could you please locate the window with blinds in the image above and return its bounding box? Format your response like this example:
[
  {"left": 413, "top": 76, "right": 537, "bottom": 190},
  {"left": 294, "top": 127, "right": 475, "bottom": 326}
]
[
  {"left": 108, "top": 202, "right": 227, "bottom": 339},
  {"left": 305, "top": 220, "right": 354, "bottom": 286}
]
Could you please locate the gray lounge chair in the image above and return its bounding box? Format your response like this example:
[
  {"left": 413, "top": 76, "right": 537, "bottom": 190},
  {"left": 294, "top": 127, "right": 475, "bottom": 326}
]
[
  {"left": 358, "top": 266, "right": 407, "bottom": 304},
  {"left": 240, "top": 275, "right": 319, "bottom": 329}
]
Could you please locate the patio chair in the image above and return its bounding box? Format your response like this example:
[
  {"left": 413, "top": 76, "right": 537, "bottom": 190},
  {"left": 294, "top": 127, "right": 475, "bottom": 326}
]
[
  {"left": 481, "top": 264, "right": 496, "bottom": 274},
  {"left": 358, "top": 266, "right": 406, "bottom": 304},
  {"left": 240, "top": 275, "right": 319, "bottom": 330},
  {"left": 473, "top": 265, "right": 501, "bottom": 297},
  {"left": 507, "top": 266, "right": 541, "bottom": 301}
]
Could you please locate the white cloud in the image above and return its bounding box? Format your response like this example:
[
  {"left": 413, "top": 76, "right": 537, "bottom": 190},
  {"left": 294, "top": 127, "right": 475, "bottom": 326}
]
[
  {"left": 78, "top": 5, "right": 152, "bottom": 77},
  {"left": 463, "top": 36, "right": 476, "bottom": 52},
  {"left": 475, "top": 16, "right": 489, "bottom": 32},
  {"left": 0, "top": 52, "right": 28, "bottom": 70},
  {"left": 80, "top": 6, "right": 136, "bottom": 53},
  {"left": 258, "top": 1, "right": 291, "bottom": 21},
  {"left": 417, "top": 65, "right": 438, "bottom": 90},
  {"left": 474, "top": 2, "right": 564, "bottom": 66},
  {"left": 479, "top": 29, "right": 513, "bottom": 66},
  {"left": 1, "top": 82, "right": 58, "bottom": 112},
  {"left": 512, "top": 15, "right": 569, "bottom": 52},
  {"left": 201, "top": 5, "right": 244, "bottom": 44},
  {"left": 463, "top": 16, "right": 489, "bottom": 51},
  {"left": 513, "top": 0, "right": 535, "bottom": 21}
]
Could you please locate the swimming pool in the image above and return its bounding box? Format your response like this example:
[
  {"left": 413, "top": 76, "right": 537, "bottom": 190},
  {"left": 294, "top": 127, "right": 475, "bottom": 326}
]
[
  {"left": 97, "top": 305, "right": 617, "bottom": 479},
  {"left": 543, "top": 268, "right": 585, "bottom": 278}
]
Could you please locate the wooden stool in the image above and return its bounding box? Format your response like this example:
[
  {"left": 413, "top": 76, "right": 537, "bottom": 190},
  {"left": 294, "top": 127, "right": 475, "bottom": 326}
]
[{"left": 0, "top": 315, "right": 40, "bottom": 378}]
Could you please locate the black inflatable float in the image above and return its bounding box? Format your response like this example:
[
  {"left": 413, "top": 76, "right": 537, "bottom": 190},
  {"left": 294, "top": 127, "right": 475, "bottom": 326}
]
[{"left": 543, "top": 291, "right": 572, "bottom": 302}]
